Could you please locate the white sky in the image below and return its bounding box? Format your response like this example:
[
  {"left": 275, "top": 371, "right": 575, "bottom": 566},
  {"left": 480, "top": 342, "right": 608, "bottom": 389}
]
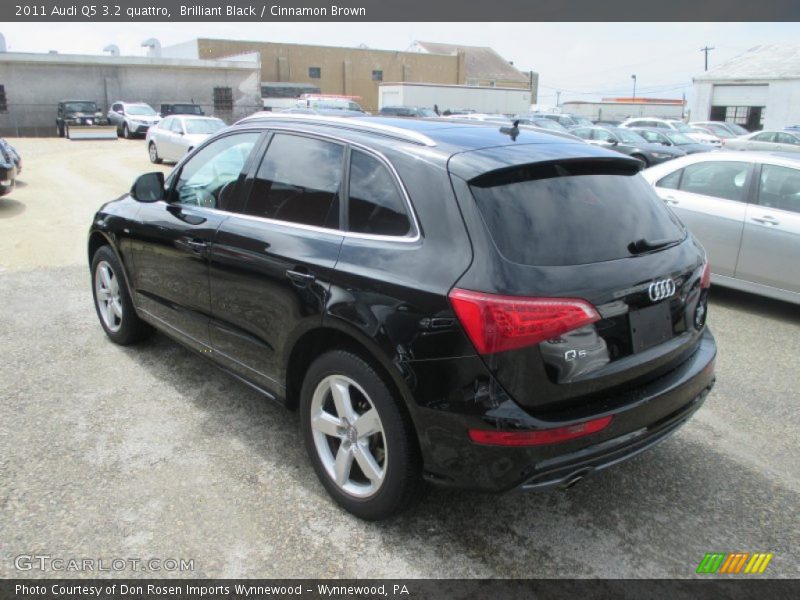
[{"left": 2, "top": 22, "right": 798, "bottom": 105}]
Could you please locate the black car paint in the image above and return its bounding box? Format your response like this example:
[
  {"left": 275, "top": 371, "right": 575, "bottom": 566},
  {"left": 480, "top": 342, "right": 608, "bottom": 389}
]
[{"left": 89, "top": 117, "right": 716, "bottom": 492}]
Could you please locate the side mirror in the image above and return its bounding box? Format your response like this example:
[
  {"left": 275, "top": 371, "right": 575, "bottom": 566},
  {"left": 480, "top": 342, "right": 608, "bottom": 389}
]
[
  {"left": 606, "top": 138, "right": 618, "bottom": 145},
  {"left": 131, "top": 172, "right": 165, "bottom": 202}
]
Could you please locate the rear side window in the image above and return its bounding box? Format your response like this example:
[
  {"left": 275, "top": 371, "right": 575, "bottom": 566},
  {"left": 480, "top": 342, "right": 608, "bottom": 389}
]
[
  {"left": 678, "top": 161, "right": 750, "bottom": 202},
  {"left": 245, "top": 134, "right": 344, "bottom": 229},
  {"left": 347, "top": 150, "right": 411, "bottom": 236},
  {"left": 469, "top": 162, "right": 685, "bottom": 266},
  {"left": 657, "top": 169, "right": 682, "bottom": 189}
]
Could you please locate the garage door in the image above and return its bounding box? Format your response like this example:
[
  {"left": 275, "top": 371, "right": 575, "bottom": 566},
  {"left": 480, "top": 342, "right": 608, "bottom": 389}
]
[{"left": 712, "top": 85, "right": 769, "bottom": 106}]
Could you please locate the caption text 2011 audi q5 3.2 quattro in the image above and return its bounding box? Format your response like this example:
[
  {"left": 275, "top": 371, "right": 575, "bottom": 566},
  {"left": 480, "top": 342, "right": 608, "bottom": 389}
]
[{"left": 88, "top": 114, "right": 716, "bottom": 520}]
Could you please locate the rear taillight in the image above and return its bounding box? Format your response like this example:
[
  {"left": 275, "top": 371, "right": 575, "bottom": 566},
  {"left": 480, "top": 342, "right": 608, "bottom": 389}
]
[
  {"left": 448, "top": 288, "right": 600, "bottom": 355},
  {"left": 468, "top": 415, "right": 613, "bottom": 447},
  {"left": 700, "top": 261, "right": 711, "bottom": 289}
]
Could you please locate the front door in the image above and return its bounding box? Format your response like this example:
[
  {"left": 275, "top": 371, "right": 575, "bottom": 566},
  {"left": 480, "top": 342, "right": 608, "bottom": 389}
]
[{"left": 128, "top": 131, "right": 262, "bottom": 350}]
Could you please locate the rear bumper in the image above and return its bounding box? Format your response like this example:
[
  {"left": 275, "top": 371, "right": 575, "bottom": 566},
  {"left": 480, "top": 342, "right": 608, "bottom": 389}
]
[
  {"left": 517, "top": 382, "right": 711, "bottom": 490},
  {"left": 413, "top": 329, "right": 717, "bottom": 492}
]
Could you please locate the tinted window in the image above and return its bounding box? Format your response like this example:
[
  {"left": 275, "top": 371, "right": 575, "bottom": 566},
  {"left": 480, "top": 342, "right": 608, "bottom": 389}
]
[
  {"left": 678, "top": 161, "right": 750, "bottom": 202},
  {"left": 776, "top": 133, "right": 799, "bottom": 145},
  {"left": 348, "top": 150, "right": 411, "bottom": 236},
  {"left": 757, "top": 164, "right": 800, "bottom": 214},
  {"left": 173, "top": 133, "right": 259, "bottom": 208},
  {"left": 469, "top": 163, "right": 684, "bottom": 266},
  {"left": 572, "top": 128, "right": 592, "bottom": 140},
  {"left": 245, "top": 134, "right": 344, "bottom": 228},
  {"left": 657, "top": 169, "right": 682, "bottom": 190}
]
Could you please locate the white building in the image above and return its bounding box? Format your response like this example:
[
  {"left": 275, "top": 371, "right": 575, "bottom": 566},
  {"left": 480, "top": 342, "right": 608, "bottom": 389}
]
[{"left": 692, "top": 44, "right": 800, "bottom": 131}]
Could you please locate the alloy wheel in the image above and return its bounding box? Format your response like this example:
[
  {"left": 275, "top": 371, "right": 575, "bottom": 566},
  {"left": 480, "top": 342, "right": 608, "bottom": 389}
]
[
  {"left": 94, "top": 261, "right": 123, "bottom": 332},
  {"left": 310, "top": 374, "right": 387, "bottom": 498}
]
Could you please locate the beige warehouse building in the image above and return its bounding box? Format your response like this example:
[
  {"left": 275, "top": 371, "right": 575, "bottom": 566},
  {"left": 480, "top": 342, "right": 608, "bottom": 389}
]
[{"left": 162, "top": 38, "right": 534, "bottom": 112}]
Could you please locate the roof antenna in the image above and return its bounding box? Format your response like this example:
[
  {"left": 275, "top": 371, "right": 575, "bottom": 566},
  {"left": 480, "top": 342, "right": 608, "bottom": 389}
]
[{"left": 500, "top": 119, "right": 520, "bottom": 141}]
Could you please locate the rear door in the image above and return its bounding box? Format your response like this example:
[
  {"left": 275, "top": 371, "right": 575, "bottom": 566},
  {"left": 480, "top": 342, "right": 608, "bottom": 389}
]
[
  {"left": 736, "top": 162, "right": 800, "bottom": 293},
  {"left": 208, "top": 132, "right": 346, "bottom": 391},
  {"left": 652, "top": 160, "right": 752, "bottom": 277}
]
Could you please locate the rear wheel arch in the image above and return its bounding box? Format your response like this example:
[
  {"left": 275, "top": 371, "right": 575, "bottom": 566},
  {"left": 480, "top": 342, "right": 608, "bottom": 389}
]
[{"left": 285, "top": 326, "right": 416, "bottom": 421}]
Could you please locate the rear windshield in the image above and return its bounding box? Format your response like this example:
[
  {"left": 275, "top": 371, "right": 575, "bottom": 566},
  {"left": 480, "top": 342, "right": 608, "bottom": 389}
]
[{"left": 469, "top": 162, "right": 685, "bottom": 266}]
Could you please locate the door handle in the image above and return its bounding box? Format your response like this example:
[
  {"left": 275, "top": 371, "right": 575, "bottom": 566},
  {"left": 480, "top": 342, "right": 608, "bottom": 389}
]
[
  {"left": 176, "top": 238, "right": 208, "bottom": 254},
  {"left": 663, "top": 195, "right": 679, "bottom": 205},
  {"left": 752, "top": 215, "right": 780, "bottom": 226},
  {"left": 286, "top": 268, "right": 316, "bottom": 287}
]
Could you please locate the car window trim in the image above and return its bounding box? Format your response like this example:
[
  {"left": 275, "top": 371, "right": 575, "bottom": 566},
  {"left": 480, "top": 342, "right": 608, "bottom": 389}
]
[{"left": 239, "top": 126, "right": 421, "bottom": 243}]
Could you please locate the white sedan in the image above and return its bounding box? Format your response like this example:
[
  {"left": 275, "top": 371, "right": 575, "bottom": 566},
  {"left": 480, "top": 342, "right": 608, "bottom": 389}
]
[
  {"left": 722, "top": 130, "right": 800, "bottom": 153},
  {"left": 642, "top": 151, "right": 800, "bottom": 304},
  {"left": 146, "top": 116, "right": 226, "bottom": 164}
]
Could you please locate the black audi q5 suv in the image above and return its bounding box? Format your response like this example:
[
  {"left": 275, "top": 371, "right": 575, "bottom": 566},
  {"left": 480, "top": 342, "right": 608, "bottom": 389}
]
[{"left": 88, "top": 114, "right": 716, "bottom": 520}]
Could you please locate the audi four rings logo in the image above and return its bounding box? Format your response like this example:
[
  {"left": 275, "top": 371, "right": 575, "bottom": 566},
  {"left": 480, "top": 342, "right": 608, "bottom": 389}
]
[{"left": 648, "top": 279, "right": 676, "bottom": 302}]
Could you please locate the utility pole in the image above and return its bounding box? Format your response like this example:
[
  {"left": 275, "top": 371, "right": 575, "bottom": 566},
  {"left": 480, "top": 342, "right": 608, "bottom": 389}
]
[
  {"left": 700, "top": 46, "right": 715, "bottom": 71},
  {"left": 631, "top": 74, "right": 637, "bottom": 100},
  {"left": 556, "top": 90, "right": 561, "bottom": 107}
]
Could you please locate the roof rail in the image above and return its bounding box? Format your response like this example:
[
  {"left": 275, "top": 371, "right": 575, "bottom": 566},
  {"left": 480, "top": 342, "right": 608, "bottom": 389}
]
[{"left": 236, "top": 112, "right": 437, "bottom": 147}]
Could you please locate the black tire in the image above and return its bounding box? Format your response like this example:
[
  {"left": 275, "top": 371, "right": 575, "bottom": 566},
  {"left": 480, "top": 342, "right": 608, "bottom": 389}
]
[
  {"left": 90, "top": 246, "right": 153, "bottom": 345},
  {"left": 631, "top": 153, "right": 649, "bottom": 168},
  {"left": 300, "top": 349, "right": 425, "bottom": 520},
  {"left": 123, "top": 123, "right": 132, "bottom": 139},
  {"left": 57, "top": 122, "right": 65, "bottom": 138},
  {"left": 148, "top": 142, "right": 162, "bottom": 164},
  {"left": 64, "top": 125, "right": 70, "bottom": 139}
]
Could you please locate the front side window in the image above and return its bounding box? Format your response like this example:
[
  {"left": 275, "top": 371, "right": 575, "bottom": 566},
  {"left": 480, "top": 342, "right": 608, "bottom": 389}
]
[
  {"left": 158, "top": 117, "right": 172, "bottom": 130},
  {"left": 678, "top": 161, "right": 750, "bottom": 202},
  {"left": 245, "top": 134, "right": 344, "bottom": 228},
  {"left": 753, "top": 132, "right": 775, "bottom": 142},
  {"left": 348, "top": 150, "right": 411, "bottom": 236},
  {"left": 372, "top": 70, "right": 383, "bottom": 82},
  {"left": 172, "top": 133, "right": 259, "bottom": 208},
  {"left": 757, "top": 164, "right": 800, "bottom": 214}
]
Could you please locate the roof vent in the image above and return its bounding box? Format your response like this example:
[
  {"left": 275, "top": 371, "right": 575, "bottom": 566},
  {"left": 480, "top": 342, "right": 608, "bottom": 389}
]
[
  {"left": 103, "top": 44, "right": 120, "bottom": 56},
  {"left": 141, "top": 38, "right": 161, "bottom": 58}
]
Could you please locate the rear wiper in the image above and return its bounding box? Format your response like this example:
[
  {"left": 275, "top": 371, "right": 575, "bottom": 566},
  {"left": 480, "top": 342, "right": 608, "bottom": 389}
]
[{"left": 628, "top": 237, "right": 680, "bottom": 255}]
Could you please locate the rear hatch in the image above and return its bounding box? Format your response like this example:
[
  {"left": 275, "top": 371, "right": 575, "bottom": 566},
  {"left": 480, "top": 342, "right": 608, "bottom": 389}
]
[{"left": 448, "top": 144, "right": 710, "bottom": 412}]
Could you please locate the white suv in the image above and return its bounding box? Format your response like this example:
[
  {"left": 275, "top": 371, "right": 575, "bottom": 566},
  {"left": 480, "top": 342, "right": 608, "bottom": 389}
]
[{"left": 621, "top": 118, "right": 721, "bottom": 147}]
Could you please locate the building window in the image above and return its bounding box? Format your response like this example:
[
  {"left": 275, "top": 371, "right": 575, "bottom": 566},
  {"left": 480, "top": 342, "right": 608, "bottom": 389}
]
[
  {"left": 724, "top": 106, "right": 750, "bottom": 125},
  {"left": 372, "top": 70, "right": 383, "bottom": 82},
  {"left": 213, "top": 87, "right": 233, "bottom": 113},
  {"left": 0, "top": 85, "right": 7, "bottom": 113},
  {"left": 308, "top": 67, "right": 321, "bottom": 79}
]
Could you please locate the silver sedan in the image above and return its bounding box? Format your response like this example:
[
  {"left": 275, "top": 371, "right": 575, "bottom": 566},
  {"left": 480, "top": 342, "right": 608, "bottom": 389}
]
[
  {"left": 642, "top": 151, "right": 800, "bottom": 304},
  {"left": 146, "top": 116, "right": 226, "bottom": 164},
  {"left": 723, "top": 130, "right": 800, "bottom": 153}
]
